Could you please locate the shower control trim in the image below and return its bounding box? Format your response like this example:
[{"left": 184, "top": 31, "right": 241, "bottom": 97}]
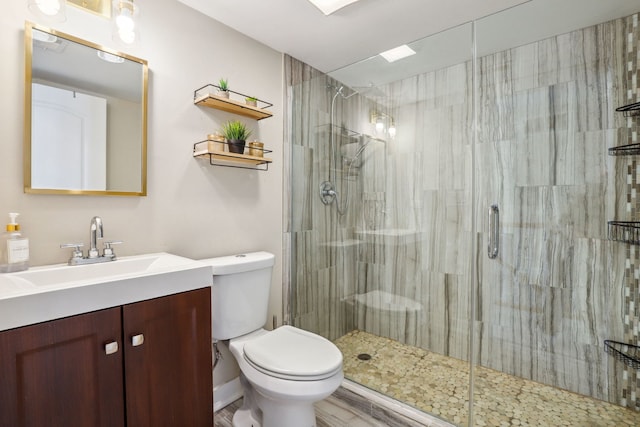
[{"left": 320, "top": 181, "right": 337, "bottom": 205}]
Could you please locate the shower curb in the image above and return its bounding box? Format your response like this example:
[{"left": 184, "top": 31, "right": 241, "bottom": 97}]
[{"left": 340, "top": 379, "right": 455, "bottom": 427}]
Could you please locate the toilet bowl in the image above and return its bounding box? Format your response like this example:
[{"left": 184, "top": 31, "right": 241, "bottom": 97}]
[
  {"left": 200, "top": 252, "right": 344, "bottom": 427},
  {"left": 228, "top": 327, "right": 343, "bottom": 427}
]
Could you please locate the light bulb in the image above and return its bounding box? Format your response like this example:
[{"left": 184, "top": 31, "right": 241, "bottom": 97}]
[
  {"left": 35, "top": 0, "right": 61, "bottom": 16},
  {"left": 112, "top": 1, "right": 139, "bottom": 45},
  {"left": 116, "top": 10, "right": 135, "bottom": 32},
  {"left": 375, "top": 118, "right": 384, "bottom": 133},
  {"left": 388, "top": 124, "right": 397, "bottom": 138},
  {"left": 29, "top": 0, "right": 66, "bottom": 20},
  {"left": 118, "top": 28, "right": 136, "bottom": 44}
]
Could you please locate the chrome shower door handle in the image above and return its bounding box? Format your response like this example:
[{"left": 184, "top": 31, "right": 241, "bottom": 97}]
[{"left": 488, "top": 204, "right": 499, "bottom": 259}]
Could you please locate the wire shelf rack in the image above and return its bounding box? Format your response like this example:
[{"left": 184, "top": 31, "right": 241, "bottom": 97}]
[
  {"left": 616, "top": 102, "right": 640, "bottom": 118},
  {"left": 608, "top": 143, "right": 640, "bottom": 156},
  {"left": 608, "top": 221, "right": 640, "bottom": 245},
  {"left": 604, "top": 340, "right": 640, "bottom": 370}
]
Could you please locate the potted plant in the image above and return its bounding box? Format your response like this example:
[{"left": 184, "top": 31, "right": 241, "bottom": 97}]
[
  {"left": 245, "top": 96, "right": 258, "bottom": 107},
  {"left": 217, "top": 78, "right": 229, "bottom": 98},
  {"left": 220, "top": 120, "right": 252, "bottom": 154}
]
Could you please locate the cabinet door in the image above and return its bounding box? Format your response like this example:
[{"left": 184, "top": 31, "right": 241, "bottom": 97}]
[
  {"left": 123, "top": 287, "right": 213, "bottom": 427},
  {"left": 0, "top": 308, "right": 125, "bottom": 427}
]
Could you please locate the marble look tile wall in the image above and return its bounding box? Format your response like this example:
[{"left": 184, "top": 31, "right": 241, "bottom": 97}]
[
  {"left": 621, "top": 13, "right": 640, "bottom": 411},
  {"left": 473, "top": 14, "right": 631, "bottom": 407},
  {"left": 285, "top": 12, "right": 639, "bottom": 410}
]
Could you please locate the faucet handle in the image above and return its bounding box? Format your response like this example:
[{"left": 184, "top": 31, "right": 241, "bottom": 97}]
[
  {"left": 60, "top": 243, "right": 84, "bottom": 259},
  {"left": 103, "top": 240, "right": 123, "bottom": 258}
]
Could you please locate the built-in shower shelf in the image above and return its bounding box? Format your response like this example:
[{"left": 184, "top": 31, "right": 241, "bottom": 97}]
[
  {"left": 608, "top": 143, "right": 640, "bottom": 156},
  {"left": 604, "top": 340, "right": 640, "bottom": 370},
  {"left": 608, "top": 221, "right": 640, "bottom": 245}
]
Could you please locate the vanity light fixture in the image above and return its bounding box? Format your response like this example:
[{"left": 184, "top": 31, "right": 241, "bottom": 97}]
[
  {"left": 307, "top": 0, "right": 360, "bottom": 15},
  {"left": 32, "top": 28, "right": 58, "bottom": 43},
  {"left": 379, "top": 44, "right": 416, "bottom": 63},
  {"left": 32, "top": 28, "right": 68, "bottom": 53},
  {"left": 28, "top": 0, "right": 67, "bottom": 22},
  {"left": 97, "top": 50, "right": 125, "bottom": 63},
  {"left": 112, "top": 0, "right": 139, "bottom": 44},
  {"left": 371, "top": 111, "right": 396, "bottom": 138}
]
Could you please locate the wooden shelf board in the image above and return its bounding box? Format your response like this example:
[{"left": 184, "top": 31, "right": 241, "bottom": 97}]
[
  {"left": 193, "top": 149, "right": 273, "bottom": 166},
  {"left": 194, "top": 93, "right": 273, "bottom": 120}
]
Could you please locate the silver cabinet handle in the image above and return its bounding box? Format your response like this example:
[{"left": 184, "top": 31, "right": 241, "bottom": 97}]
[
  {"left": 488, "top": 204, "right": 499, "bottom": 259},
  {"left": 131, "top": 334, "right": 145, "bottom": 347},
  {"left": 105, "top": 341, "right": 119, "bottom": 355}
]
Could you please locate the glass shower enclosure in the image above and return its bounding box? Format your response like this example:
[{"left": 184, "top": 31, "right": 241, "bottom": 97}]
[{"left": 285, "top": 1, "right": 640, "bottom": 425}]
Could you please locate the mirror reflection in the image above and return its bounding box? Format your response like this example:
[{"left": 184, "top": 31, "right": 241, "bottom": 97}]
[{"left": 24, "top": 22, "right": 148, "bottom": 196}]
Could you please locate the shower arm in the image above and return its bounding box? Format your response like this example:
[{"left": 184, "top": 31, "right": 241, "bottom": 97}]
[{"left": 328, "top": 86, "right": 341, "bottom": 184}]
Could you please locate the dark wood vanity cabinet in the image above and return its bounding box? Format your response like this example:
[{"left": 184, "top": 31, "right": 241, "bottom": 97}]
[
  {"left": 0, "top": 306, "right": 125, "bottom": 427},
  {"left": 123, "top": 287, "right": 213, "bottom": 427},
  {"left": 0, "top": 287, "right": 213, "bottom": 427}
]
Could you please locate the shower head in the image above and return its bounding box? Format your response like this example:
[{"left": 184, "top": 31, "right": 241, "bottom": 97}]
[
  {"left": 341, "top": 134, "right": 385, "bottom": 164},
  {"left": 328, "top": 83, "right": 358, "bottom": 100},
  {"left": 355, "top": 134, "right": 385, "bottom": 158},
  {"left": 352, "top": 83, "right": 386, "bottom": 99}
]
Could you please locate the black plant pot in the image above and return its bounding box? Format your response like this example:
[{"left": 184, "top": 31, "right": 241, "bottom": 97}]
[{"left": 227, "top": 139, "right": 246, "bottom": 154}]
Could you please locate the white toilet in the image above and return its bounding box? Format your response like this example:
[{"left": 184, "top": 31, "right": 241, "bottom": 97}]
[{"left": 201, "top": 252, "right": 343, "bottom": 427}]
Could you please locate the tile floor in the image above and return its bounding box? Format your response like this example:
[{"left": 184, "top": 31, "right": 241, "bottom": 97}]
[
  {"left": 334, "top": 330, "right": 640, "bottom": 427},
  {"left": 213, "top": 387, "right": 434, "bottom": 427}
]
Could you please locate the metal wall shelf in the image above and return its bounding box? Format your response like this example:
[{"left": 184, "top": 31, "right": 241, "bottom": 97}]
[
  {"left": 608, "top": 143, "right": 640, "bottom": 156},
  {"left": 193, "top": 140, "right": 272, "bottom": 171},
  {"left": 608, "top": 221, "right": 640, "bottom": 245},
  {"left": 194, "top": 84, "right": 273, "bottom": 121},
  {"left": 605, "top": 340, "right": 640, "bottom": 370},
  {"left": 616, "top": 101, "right": 640, "bottom": 118}
]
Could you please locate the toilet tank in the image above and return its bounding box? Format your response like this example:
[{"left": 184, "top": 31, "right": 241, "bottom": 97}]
[{"left": 199, "top": 252, "right": 275, "bottom": 340}]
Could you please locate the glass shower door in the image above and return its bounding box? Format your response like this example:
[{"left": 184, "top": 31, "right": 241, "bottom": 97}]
[
  {"left": 472, "top": 2, "right": 640, "bottom": 425},
  {"left": 286, "top": 23, "right": 477, "bottom": 426}
]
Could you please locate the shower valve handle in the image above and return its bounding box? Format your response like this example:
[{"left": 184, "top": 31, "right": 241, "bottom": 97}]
[{"left": 320, "top": 181, "right": 338, "bottom": 205}]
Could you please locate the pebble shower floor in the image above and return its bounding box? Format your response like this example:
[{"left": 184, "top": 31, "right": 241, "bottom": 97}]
[{"left": 334, "top": 330, "right": 640, "bottom": 426}]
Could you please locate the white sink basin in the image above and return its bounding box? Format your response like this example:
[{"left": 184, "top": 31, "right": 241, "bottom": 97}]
[
  {"left": 6, "top": 253, "right": 193, "bottom": 288},
  {"left": 0, "top": 252, "right": 212, "bottom": 331}
]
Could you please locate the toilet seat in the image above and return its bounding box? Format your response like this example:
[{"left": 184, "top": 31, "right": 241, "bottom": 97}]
[{"left": 243, "top": 326, "right": 343, "bottom": 381}]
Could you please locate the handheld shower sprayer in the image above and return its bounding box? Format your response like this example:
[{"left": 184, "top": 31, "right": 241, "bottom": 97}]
[{"left": 321, "top": 83, "right": 375, "bottom": 215}]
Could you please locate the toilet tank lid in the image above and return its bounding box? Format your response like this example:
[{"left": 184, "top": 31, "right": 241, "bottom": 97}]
[{"left": 199, "top": 251, "right": 275, "bottom": 275}]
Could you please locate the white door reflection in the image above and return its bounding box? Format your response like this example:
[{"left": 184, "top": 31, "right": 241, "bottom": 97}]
[{"left": 31, "top": 83, "right": 107, "bottom": 191}]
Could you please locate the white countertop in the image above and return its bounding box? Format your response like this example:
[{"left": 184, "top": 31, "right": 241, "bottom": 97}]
[{"left": 0, "top": 252, "right": 212, "bottom": 331}]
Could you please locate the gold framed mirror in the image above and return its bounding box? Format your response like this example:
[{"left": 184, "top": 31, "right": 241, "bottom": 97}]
[{"left": 24, "top": 22, "right": 148, "bottom": 196}]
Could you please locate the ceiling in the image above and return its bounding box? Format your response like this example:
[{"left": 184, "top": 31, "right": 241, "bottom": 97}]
[
  {"left": 177, "top": 0, "right": 640, "bottom": 91},
  {"left": 176, "top": 0, "right": 531, "bottom": 73}
]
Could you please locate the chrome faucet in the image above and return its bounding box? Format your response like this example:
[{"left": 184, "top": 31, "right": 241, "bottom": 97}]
[
  {"left": 89, "top": 216, "right": 103, "bottom": 258},
  {"left": 60, "top": 216, "right": 123, "bottom": 265}
]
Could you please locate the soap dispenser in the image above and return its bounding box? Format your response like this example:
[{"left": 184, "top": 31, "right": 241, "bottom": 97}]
[{"left": 0, "top": 213, "right": 30, "bottom": 273}]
